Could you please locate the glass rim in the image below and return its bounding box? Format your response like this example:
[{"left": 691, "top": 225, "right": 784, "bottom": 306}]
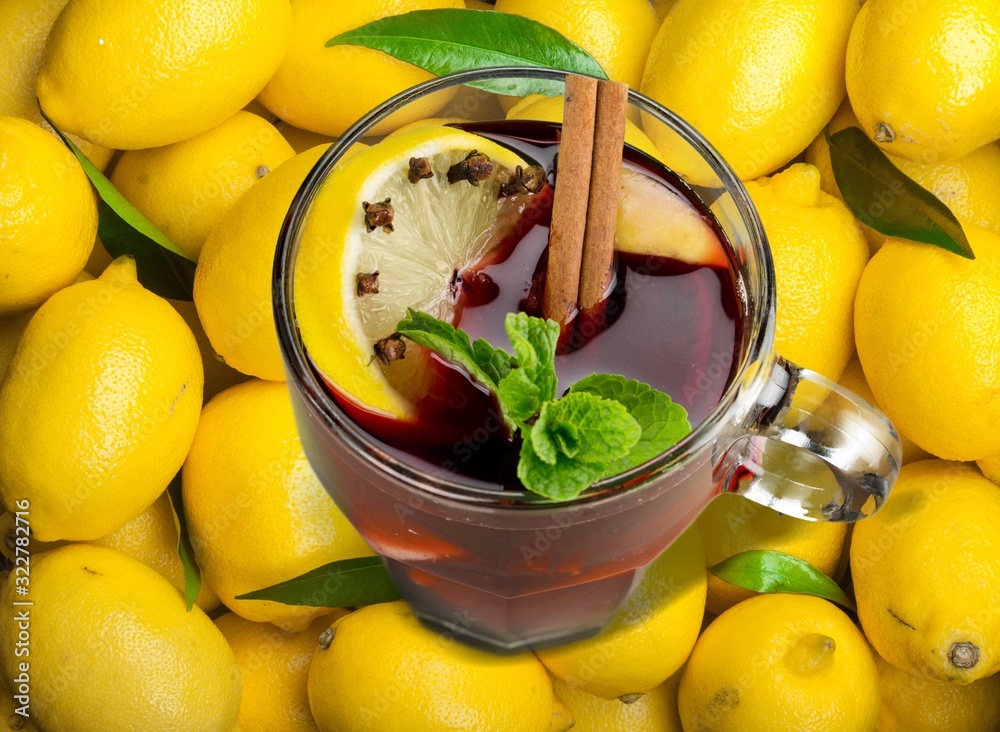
[{"left": 273, "top": 65, "right": 775, "bottom": 508}]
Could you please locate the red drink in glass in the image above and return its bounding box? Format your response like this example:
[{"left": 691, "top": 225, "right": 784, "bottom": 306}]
[{"left": 275, "top": 69, "right": 901, "bottom": 652}]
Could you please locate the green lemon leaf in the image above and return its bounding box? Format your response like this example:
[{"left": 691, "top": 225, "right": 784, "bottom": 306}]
[
  {"left": 709, "top": 550, "right": 856, "bottom": 612},
  {"left": 236, "top": 556, "right": 400, "bottom": 607},
  {"left": 44, "top": 117, "right": 196, "bottom": 299},
  {"left": 165, "top": 473, "right": 201, "bottom": 611},
  {"left": 570, "top": 373, "right": 692, "bottom": 473},
  {"left": 326, "top": 8, "right": 608, "bottom": 97},
  {"left": 827, "top": 127, "right": 974, "bottom": 259}
]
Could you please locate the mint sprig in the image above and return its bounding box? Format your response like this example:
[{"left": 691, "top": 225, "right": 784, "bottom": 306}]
[{"left": 395, "top": 310, "right": 692, "bottom": 500}]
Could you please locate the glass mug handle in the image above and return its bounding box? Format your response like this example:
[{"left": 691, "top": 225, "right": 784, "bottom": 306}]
[{"left": 715, "top": 356, "right": 903, "bottom": 521}]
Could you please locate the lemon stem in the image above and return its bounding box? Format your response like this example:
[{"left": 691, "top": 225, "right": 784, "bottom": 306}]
[
  {"left": 318, "top": 627, "right": 336, "bottom": 651},
  {"left": 949, "top": 642, "right": 979, "bottom": 669},
  {"left": 873, "top": 122, "right": 895, "bottom": 143}
]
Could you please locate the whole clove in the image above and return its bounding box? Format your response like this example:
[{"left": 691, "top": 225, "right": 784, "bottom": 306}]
[
  {"left": 373, "top": 333, "right": 406, "bottom": 365},
  {"left": 499, "top": 164, "right": 548, "bottom": 197},
  {"left": 447, "top": 150, "right": 493, "bottom": 186},
  {"left": 356, "top": 271, "right": 380, "bottom": 296},
  {"left": 408, "top": 156, "right": 434, "bottom": 184},
  {"left": 363, "top": 199, "right": 395, "bottom": 233}
]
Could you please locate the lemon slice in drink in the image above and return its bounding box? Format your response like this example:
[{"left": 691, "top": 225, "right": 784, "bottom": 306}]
[{"left": 295, "top": 126, "right": 531, "bottom": 422}]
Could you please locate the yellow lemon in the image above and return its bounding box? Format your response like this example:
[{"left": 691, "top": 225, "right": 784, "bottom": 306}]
[
  {"left": 495, "top": 0, "right": 658, "bottom": 90},
  {"left": 0, "top": 544, "right": 241, "bottom": 732},
  {"left": 0, "top": 0, "right": 113, "bottom": 170},
  {"left": 806, "top": 102, "right": 1000, "bottom": 254},
  {"left": 83, "top": 254, "right": 246, "bottom": 401},
  {"left": 216, "top": 612, "right": 348, "bottom": 732},
  {"left": 549, "top": 671, "right": 683, "bottom": 732},
  {"left": 0, "top": 116, "right": 97, "bottom": 314},
  {"left": 851, "top": 460, "right": 1000, "bottom": 684},
  {"left": 679, "top": 594, "right": 881, "bottom": 731},
  {"left": 744, "top": 163, "right": 868, "bottom": 381},
  {"left": 111, "top": 112, "right": 295, "bottom": 260},
  {"left": 307, "top": 601, "right": 565, "bottom": 731},
  {"left": 36, "top": 0, "right": 292, "bottom": 150},
  {"left": 697, "top": 493, "right": 848, "bottom": 615},
  {"left": 837, "top": 356, "right": 931, "bottom": 465},
  {"left": 505, "top": 94, "right": 662, "bottom": 160},
  {"left": 0, "top": 258, "right": 203, "bottom": 541},
  {"left": 294, "top": 126, "right": 529, "bottom": 420},
  {"left": 258, "top": 0, "right": 463, "bottom": 138},
  {"left": 183, "top": 379, "right": 373, "bottom": 632},
  {"left": 854, "top": 226, "right": 1000, "bottom": 460},
  {"left": 536, "top": 527, "right": 706, "bottom": 699},
  {"left": 641, "top": 0, "right": 858, "bottom": 181},
  {"left": 846, "top": 0, "right": 1000, "bottom": 164},
  {"left": 194, "top": 145, "right": 331, "bottom": 381},
  {"left": 979, "top": 454, "right": 1000, "bottom": 485},
  {"left": 875, "top": 652, "right": 1000, "bottom": 732},
  {"left": 89, "top": 490, "right": 221, "bottom": 612}
]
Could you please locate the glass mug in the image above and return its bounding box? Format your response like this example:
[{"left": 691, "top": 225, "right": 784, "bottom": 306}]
[{"left": 273, "top": 67, "right": 901, "bottom": 652}]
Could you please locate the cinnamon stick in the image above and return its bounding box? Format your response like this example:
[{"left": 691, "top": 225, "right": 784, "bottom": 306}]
[
  {"left": 542, "top": 74, "right": 598, "bottom": 325},
  {"left": 578, "top": 81, "right": 628, "bottom": 310}
]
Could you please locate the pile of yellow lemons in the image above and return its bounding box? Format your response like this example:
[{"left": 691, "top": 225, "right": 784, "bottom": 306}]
[{"left": 1, "top": 0, "right": 999, "bottom": 730}]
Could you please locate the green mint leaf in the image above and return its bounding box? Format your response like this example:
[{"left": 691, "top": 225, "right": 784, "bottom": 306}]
[
  {"left": 397, "top": 308, "right": 513, "bottom": 391},
  {"left": 710, "top": 550, "right": 856, "bottom": 612},
  {"left": 496, "top": 370, "right": 541, "bottom": 425},
  {"left": 42, "top": 114, "right": 197, "bottom": 300},
  {"left": 518, "top": 392, "right": 641, "bottom": 500},
  {"left": 570, "top": 373, "right": 692, "bottom": 474},
  {"left": 827, "top": 127, "right": 974, "bottom": 259},
  {"left": 528, "top": 423, "right": 559, "bottom": 465},
  {"left": 472, "top": 338, "right": 514, "bottom": 385},
  {"left": 326, "top": 9, "right": 608, "bottom": 97},
  {"left": 165, "top": 473, "right": 201, "bottom": 611},
  {"left": 518, "top": 425, "right": 605, "bottom": 501},
  {"left": 236, "top": 556, "right": 400, "bottom": 607},
  {"left": 497, "top": 312, "right": 559, "bottom": 424},
  {"left": 550, "top": 421, "right": 581, "bottom": 459},
  {"left": 536, "top": 392, "right": 640, "bottom": 464}
]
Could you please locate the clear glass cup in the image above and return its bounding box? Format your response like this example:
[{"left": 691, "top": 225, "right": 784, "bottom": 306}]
[{"left": 273, "top": 67, "right": 902, "bottom": 652}]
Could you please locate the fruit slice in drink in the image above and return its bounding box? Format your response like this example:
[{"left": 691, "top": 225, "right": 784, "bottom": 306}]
[{"left": 295, "top": 126, "right": 534, "bottom": 441}]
